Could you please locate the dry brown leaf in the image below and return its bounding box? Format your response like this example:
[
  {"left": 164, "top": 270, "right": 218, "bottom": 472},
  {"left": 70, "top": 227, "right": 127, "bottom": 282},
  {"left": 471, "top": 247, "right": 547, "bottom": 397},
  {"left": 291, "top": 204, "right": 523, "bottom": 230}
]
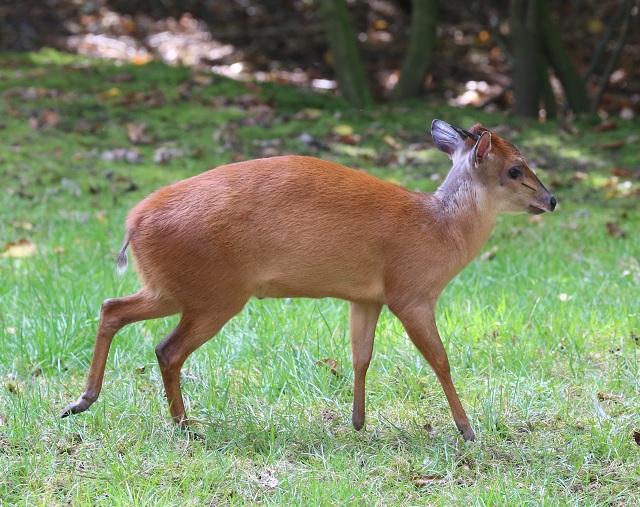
[
  {"left": 29, "top": 109, "right": 60, "bottom": 130},
  {"left": 11, "top": 221, "right": 33, "bottom": 231},
  {"left": 611, "top": 167, "right": 640, "bottom": 179},
  {"left": 605, "top": 222, "right": 627, "bottom": 238},
  {"left": 316, "top": 358, "right": 341, "bottom": 377},
  {"left": 383, "top": 135, "right": 402, "bottom": 150},
  {"left": 423, "top": 423, "right": 437, "bottom": 438},
  {"left": 596, "top": 392, "right": 623, "bottom": 402},
  {"left": 589, "top": 120, "right": 617, "bottom": 132},
  {"left": 132, "top": 54, "right": 153, "bottom": 65},
  {"left": 126, "top": 122, "right": 154, "bottom": 144},
  {"left": 146, "top": 89, "right": 165, "bottom": 107},
  {"left": 190, "top": 73, "right": 213, "bottom": 86},
  {"left": 339, "top": 134, "right": 360, "bottom": 145},
  {"left": 244, "top": 104, "right": 274, "bottom": 126},
  {"left": 2, "top": 239, "right": 37, "bottom": 258},
  {"left": 234, "top": 93, "right": 266, "bottom": 108},
  {"left": 597, "top": 140, "right": 625, "bottom": 150},
  {"left": 293, "top": 108, "right": 322, "bottom": 121},
  {"left": 480, "top": 244, "right": 499, "bottom": 261},
  {"left": 411, "top": 474, "right": 447, "bottom": 487}
]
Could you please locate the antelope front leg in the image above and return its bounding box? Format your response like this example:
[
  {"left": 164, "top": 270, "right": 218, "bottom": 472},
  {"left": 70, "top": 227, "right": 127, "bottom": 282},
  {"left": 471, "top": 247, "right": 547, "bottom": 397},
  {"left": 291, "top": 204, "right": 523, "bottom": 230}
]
[
  {"left": 349, "top": 302, "right": 382, "bottom": 430},
  {"left": 391, "top": 303, "right": 475, "bottom": 441}
]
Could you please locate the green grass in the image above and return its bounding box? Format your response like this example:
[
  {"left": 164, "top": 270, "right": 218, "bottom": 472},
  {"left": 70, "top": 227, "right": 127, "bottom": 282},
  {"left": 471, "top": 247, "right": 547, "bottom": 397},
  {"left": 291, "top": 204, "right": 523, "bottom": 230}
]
[{"left": 1, "top": 49, "right": 639, "bottom": 506}]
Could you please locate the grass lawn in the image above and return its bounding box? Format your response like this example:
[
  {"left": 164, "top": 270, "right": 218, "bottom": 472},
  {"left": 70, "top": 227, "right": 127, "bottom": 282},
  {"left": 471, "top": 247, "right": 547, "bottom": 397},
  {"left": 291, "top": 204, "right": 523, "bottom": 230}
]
[{"left": 1, "top": 50, "right": 639, "bottom": 506}]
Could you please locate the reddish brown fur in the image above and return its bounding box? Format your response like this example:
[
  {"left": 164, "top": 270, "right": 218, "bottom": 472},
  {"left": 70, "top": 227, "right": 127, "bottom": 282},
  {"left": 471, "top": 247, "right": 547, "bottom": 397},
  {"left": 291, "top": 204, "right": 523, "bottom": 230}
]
[{"left": 61, "top": 123, "right": 555, "bottom": 441}]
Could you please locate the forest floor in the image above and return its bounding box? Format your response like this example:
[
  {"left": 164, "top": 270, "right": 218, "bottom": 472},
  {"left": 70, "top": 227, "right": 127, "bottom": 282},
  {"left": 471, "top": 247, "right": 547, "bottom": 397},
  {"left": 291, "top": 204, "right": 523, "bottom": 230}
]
[{"left": 2, "top": 0, "right": 639, "bottom": 116}]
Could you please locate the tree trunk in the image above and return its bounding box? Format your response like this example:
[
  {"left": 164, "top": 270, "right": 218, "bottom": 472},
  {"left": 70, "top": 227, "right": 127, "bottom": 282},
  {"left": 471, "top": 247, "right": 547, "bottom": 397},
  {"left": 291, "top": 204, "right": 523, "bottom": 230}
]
[
  {"left": 510, "top": 0, "right": 540, "bottom": 117},
  {"left": 319, "top": 0, "right": 373, "bottom": 108},
  {"left": 392, "top": 0, "right": 438, "bottom": 101},
  {"left": 537, "top": 54, "right": 556, "bottom": 119},
  {"left": 537, "top": 0, "right": 589, "bottom": 115}
]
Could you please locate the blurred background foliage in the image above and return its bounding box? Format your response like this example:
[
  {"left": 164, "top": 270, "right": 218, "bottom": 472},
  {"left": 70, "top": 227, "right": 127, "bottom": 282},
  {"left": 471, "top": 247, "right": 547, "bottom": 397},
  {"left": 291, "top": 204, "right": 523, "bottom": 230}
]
[{"left": 0, "top": 0, "right": 638, "bottom": 118}]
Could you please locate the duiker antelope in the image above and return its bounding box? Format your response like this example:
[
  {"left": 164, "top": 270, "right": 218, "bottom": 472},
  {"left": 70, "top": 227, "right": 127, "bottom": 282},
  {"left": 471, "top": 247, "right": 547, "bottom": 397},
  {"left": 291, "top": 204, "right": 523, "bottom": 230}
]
[{"left": 62, "top": 120, "right": 556, "bottom": 441}]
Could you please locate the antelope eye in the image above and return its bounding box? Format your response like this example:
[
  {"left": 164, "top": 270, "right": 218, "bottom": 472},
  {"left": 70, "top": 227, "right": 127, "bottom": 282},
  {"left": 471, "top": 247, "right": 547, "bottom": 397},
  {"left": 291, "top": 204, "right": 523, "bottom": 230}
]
[{"left": 508, "top": 167, "right": 522, "bottom": 179}]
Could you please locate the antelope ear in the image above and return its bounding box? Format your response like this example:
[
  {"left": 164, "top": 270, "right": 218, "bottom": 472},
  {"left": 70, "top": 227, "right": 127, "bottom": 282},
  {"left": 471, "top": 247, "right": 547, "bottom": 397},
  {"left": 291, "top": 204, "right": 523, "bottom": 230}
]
[
  {"left": 473, "top": 131, "right": 492, "bottom": 168},
  {"left": 431, "top": 119, "right": 465, "bottom": 159}
]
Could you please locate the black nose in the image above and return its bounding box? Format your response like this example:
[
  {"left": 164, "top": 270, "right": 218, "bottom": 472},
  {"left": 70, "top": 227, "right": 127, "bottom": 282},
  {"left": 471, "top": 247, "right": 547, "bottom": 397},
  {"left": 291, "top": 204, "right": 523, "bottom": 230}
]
[{"left": 550, "top": 195, "right": 557, "bottom": 211}]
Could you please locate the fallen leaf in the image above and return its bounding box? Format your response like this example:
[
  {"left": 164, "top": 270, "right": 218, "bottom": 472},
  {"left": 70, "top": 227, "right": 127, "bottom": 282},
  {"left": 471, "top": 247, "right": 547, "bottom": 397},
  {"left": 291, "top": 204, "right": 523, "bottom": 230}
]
[
  {"left": 383, "top": 135, "right": 402, "bottom": 150},
  {"left": 212, "top": 123, "right": 239, "bottom": 149},
  {"left": 339, "top": 134, "right": 360, "bottom": 145},
  {"left": 257, "top": 468, "right": 278, "bottom": 489},
  {"left": 11, "top": 221, "right": 33, "bottom": 231},
  {"left": 596, "top": 392, "right": 623, "bottom": 402},
  {"left": 126, "top": 122, "right": 154, "bottom": 144},
  {"left": 298, "top": 132, "right": 326, "bottom": 149},
  {"left": 423, "top": 423, "right": 437, "bottom": 438},
  {"left": 605, "top": 222, "right": 627, "bottom": 238},
  {"left": 332, "top": 124, "right": 354, "bottom": 136},
  {"left": 316, "top": 358, "right": 341, "bottom": 377},
  {"left": 597, "top": 140, "right": 625, "bottom": 150},
  {"left": 100, "top": 148, "right": 144, "bottom": 163},
  {"left": 100, "top": 87, "right": 122, "bottom": 100},
  {"left": 153, "top": 147, "right": 184, "bottom": 164},
  {"left": 589, "top": 120, "right": 617, "bottom": 132},
  {"left": 190, "top": 73, "right": 213, "bottom": 86},
  {"left": 411, "top": 474, "right": 447, "bottom": 487},
  {"left": 2, "top": 239, "right": 37, "bottom": 258},
  {"left": 570, "top": 483, "right": 584, "bottom": 493},
  {"left": 145, "top": 89, "right": 165, "bottom": 107},
  {"left": 611, "top": 167, "right": 640, "bottom": 179},
  {"left": 132, "top": 54, "right": 153, "bottom": 65},
  {"left": 116, "top": 90, "right": 166, "bottom": 109},
  {"left": 29, "top": 109, "right": 59, "bottom": 130},
  {"left": 242, "top": 104, "right": 274, "bottom": 126},
  {"left": 480, "top": 244, "right": 499, "bottom": 261},
  {"left": 293, "top": 108, "right": 322, "bottom": 121},
  {"left": 234, "top": 94, "right": 266, "bottom": 108},
  {"left": 321, "top": 410, "right": 336, "bottom": 423}
]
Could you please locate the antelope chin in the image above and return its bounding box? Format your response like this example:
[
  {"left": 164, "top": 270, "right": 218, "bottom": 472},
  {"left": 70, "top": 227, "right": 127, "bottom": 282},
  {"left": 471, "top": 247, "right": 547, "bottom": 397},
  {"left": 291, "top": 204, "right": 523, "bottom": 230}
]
[{"left": 527, "top": 205, "right": 546, "bottom": 215}]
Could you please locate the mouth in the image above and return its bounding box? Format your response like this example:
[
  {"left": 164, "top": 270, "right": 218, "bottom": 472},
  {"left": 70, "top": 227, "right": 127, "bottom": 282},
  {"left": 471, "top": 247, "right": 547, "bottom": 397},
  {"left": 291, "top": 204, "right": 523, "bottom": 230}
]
[{"left": 527, "top": 205, "right": 546, "bottom": 215}]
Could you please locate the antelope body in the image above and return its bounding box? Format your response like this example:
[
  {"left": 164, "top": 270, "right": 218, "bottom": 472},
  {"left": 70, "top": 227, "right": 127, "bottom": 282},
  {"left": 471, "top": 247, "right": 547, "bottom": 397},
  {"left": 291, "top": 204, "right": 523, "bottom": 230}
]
[{"left": 61, "top": 120, "right": 556, "bottom": 441}]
